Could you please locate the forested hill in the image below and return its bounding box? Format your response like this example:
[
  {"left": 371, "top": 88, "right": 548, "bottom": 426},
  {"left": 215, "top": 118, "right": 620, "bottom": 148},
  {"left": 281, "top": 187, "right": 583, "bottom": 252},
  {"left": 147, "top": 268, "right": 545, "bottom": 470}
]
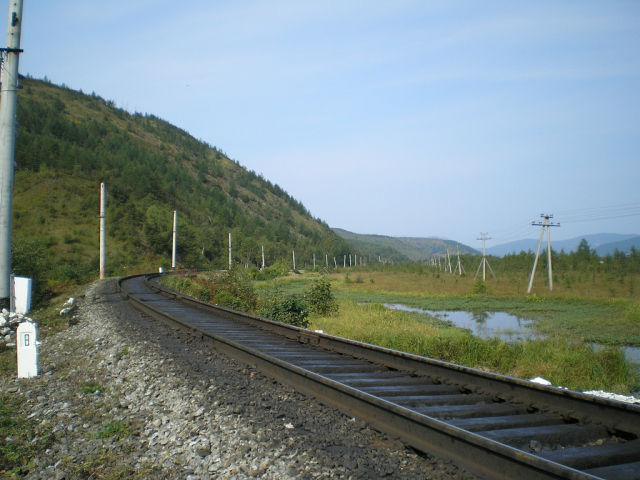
[
  {"left": 11, "top": 77, "right": 351, "bottom": 296},
  {"left": 333, "top": 228, "right": 477, "bottom": 262}
]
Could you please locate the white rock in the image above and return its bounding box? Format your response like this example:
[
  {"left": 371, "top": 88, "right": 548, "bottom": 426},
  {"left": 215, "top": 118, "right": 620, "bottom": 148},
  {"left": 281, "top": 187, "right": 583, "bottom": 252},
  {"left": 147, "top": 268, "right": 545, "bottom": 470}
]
[
  {"left": 60, "top": 307, "right": 73, "bottom": 316},
  {"left": 63, "top": 297, "right": 76, "bottom": 307},
  {"left": 583, "top": 390, "right": 640, "bottom": 404},
  {"left": 0, "top": 317, "right": 6, "bottom": 327},
  {"left": 530, "top": 377, "right": 552, "bottom": 386}
]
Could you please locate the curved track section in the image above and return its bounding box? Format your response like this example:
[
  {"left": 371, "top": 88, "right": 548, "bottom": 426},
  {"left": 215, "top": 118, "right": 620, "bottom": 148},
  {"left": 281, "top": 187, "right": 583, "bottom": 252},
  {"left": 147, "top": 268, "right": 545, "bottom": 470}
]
[{"left": 119, "top": 274, "right": 640, "bottom": 480}]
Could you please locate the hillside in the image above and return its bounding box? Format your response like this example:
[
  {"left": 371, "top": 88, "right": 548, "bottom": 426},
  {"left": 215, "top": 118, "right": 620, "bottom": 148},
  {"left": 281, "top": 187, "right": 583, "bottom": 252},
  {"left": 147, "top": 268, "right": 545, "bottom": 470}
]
[
  {"left": 11, "top": 77, "right": 351, "bottom": 297},
  {"left": 332, "top": 228, "right": 477, "bottom": 262}
]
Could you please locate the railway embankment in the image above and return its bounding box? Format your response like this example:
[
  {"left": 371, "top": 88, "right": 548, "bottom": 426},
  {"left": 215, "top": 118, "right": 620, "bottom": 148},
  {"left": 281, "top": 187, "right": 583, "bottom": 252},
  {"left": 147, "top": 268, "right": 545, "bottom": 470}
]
[{"left": 1, "top": 279, "right": 478, "bottom": 479}]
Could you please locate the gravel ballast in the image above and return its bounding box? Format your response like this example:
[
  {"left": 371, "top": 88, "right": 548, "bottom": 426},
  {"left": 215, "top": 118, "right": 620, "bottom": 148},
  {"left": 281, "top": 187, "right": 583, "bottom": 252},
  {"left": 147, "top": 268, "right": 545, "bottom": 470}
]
[{"left": 2, "top": 279, "right": 479, "bottom": 479}]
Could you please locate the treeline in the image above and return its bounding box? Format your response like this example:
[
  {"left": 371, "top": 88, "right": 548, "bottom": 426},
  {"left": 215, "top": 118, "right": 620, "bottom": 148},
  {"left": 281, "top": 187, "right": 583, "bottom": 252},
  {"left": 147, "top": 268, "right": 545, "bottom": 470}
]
[
  {"left": 342, "top": 239, "right": 640, "bottom": 280},
  {"left": 478, "top": 240, "right": 640, "bottom": 277},
  {"left": 11, "top": 77, "right": 352, "bottom": 300}
]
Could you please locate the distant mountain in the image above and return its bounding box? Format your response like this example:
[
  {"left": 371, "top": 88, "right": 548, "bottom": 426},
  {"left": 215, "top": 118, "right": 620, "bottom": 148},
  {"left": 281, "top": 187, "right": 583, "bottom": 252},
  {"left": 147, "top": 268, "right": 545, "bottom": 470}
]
[
  {"left": 333, "top": 228, "right": 477, "bottom": 262},
  {"left": 595, "top": 236, "right": 640, "bottom": 256},
  {"left": 487, "top": 234, "right": 639, "bottom": 257}
]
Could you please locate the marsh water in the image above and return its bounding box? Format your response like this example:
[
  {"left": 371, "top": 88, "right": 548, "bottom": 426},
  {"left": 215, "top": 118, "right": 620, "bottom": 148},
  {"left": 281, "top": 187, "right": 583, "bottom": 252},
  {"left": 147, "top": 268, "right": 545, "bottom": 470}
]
[
  {"left": 384, "top": 303, "right": 542, "bottom": 342},
  {"left": 383, "top": 303, "right": 640, "bottom": 370}
]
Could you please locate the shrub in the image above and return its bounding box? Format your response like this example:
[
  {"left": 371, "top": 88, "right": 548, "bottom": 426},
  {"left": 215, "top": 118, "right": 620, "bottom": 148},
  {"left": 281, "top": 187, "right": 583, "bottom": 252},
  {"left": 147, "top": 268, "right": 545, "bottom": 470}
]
[
  {"left": 209, "top": 268, "right": 257, "bottom": 313},
  {"left": 259, "top": 291, "right": 309, "bottom": 328},
  {"left": 252, "top": 261, "right": 290, "bottom": 281},
  {"left": 306, "top": 277, "right": 338, "bottom": 315},
  {"left": 471, "top": 279, "right": 487, "bottom": 295}
]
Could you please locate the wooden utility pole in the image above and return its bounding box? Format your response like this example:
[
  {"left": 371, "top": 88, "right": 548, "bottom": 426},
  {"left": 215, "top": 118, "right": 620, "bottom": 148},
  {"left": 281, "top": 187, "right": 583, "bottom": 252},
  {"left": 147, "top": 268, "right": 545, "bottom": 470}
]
[
  {"left": 0, "top": 0, "right": 24, "bottom": 306},
  {"left": 527, "top": 214, "right": 560, "bottom": 293},
  {"left": 99, "top": 183, "right": 106, "bottom": 279}
]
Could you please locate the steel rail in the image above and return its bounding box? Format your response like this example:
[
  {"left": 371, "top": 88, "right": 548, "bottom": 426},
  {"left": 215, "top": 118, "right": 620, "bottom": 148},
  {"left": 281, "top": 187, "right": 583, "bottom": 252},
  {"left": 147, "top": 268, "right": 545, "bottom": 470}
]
[{"left": 118, "top": 274, "right": 640, "bottom": 480}]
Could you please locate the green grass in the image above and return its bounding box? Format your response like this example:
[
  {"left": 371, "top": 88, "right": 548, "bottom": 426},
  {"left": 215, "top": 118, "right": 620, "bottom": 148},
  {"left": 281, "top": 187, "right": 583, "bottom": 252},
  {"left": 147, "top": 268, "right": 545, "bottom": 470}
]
[
  {"left": 95, "top": 420, "right": 131, "bottom": 440},
  {"left": 0, "top": 393, "right": 54, "bottom": 476},
  {"left": 83, "top": 382, "right": 105, "bottom": 394},
  {"left": 153, "top": 270, "right": 640, "bottom": 393},
  {"left": 324, "top": 273, "right": 640, "bottom": 348},
  {"left": 67, "top": 451, "right": 163, "bottom": 480},
  {"left": 310, "top": 300, "right": 639, "bottom": 393}
]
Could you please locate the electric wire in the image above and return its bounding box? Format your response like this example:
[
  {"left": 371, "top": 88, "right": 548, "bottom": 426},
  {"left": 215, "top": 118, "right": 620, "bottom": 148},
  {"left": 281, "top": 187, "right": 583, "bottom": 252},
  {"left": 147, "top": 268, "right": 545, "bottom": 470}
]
[{"left": 474, "top": 202, "right": 640, "bottom": 247}]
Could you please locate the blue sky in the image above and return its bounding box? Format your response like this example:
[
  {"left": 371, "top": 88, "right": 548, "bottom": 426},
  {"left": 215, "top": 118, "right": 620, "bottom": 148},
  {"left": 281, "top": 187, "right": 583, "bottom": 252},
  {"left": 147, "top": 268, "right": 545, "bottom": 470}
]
[{"left": 5, "top": 1, "right": 640, "bottom": 248}]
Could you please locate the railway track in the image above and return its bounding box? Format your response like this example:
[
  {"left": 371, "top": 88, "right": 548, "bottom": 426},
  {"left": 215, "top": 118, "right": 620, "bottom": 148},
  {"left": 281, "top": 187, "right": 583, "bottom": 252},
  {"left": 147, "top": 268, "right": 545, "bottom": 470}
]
[{"left": 119, "top": 274, "right": 640, "bottom": 480}]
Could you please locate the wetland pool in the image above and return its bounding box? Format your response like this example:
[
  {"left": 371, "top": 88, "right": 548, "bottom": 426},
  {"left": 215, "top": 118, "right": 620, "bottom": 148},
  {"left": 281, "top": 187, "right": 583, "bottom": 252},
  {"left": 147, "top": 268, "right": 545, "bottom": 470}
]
[{"left": 384, "top": 303, "right": 542, "bottom": 342}]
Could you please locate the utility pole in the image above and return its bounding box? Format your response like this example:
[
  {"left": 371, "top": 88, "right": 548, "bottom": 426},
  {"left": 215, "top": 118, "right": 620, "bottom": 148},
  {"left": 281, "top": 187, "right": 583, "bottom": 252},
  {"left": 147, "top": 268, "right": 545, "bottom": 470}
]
[
  {"left": 99, "top": 183, "right": 106, "bottom": 279},
  {"left": 454, "top": 245, "right": 465, "bottom": 276},
  {"left": 474, "top": 233, "right": 496, "bottom": 281},
  {"left": 261, "top": 245, "right": 265, "bottom": 270},
  {"left": 228, "top": 233, "right": 232, "bottom": 270},
  {"left": 171, "top": 210, "right": 177, "bottom": 269},
  {"left": 292, "top": 250, "right": 296, "bottom": 271},
  {"left": 0, "top": 0, "right": 24, "bottom": 307},
  {"left": 527, "top": 214, "right": 560, "bottom": 293}
]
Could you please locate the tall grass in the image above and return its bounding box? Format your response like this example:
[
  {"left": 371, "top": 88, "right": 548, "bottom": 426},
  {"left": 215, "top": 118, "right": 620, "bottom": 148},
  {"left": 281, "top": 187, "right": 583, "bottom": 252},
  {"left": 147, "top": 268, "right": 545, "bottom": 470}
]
[{"left": 310, "top": 300, "right": 639, "bottom": 393}]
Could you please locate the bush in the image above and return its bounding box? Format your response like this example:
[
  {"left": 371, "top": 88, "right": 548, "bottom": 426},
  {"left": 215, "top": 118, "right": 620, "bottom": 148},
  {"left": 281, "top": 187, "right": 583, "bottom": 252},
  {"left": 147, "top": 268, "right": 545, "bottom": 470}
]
[
  {"left": 11, "top": 236, "right": 53, "bottom": 304},
  {"left": 306, "top": 277, "right": 338, "bottom": 315},
  {"left": 160, "top": 275, "right": 210, "bottom": 302},
  {"left": 209, "top": 268, "right": 257, "bottom": 313},
  {"left": 471, "top": 279, "right": 488, "bottom": 295},
  {"left": 259, "top": 291, "right": 309, "bottom": 328},
  {"left": 252, "top": 261, "right": 289, "bottom": 281}
]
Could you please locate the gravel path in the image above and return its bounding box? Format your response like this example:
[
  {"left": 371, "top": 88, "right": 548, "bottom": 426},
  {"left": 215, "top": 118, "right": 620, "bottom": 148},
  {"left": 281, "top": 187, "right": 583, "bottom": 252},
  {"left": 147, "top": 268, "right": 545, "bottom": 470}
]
[{"left": 3, "top": 279, "right": 479, "bottom": 479}]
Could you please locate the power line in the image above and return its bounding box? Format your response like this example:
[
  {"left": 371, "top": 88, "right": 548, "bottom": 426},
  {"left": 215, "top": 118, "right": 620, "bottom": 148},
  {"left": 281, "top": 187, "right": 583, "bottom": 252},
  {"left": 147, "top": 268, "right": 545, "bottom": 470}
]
[{"left": 556, "top": 202, "right": 640, "bottom": 223}]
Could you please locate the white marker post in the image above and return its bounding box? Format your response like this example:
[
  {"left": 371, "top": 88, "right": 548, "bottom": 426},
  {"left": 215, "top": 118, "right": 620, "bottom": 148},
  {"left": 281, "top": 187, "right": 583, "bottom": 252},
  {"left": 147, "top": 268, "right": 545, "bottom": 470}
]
[
  {"left": 17, "top": 321, "right": 38, "bottom": 378},
  {"left": 11, "top": 275, "right": 31, "bottom": 314}
]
